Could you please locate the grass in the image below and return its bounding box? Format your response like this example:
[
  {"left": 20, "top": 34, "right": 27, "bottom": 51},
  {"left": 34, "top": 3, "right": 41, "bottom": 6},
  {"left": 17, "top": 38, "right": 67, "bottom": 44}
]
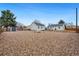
[{"left": 0, "top": 31, "right": 79, "bottom": 56}]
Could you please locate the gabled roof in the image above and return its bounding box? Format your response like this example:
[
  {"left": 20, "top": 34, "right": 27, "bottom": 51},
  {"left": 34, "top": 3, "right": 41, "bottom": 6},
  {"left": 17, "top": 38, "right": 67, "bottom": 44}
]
[
  {"left": 34, "top": 22, "right": 45, "bottom": 26},
  {"left": 32, "top": 21, "right": 45, "bottom": 26},
  {"left": 48, "top": 24, "right": 64, "bottom": 27}
]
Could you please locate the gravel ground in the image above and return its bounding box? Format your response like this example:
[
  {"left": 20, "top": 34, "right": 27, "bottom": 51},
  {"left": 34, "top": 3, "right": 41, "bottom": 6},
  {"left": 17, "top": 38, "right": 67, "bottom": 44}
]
[{"left": 0, "top": 31, "right": 79, "bottom": 56}]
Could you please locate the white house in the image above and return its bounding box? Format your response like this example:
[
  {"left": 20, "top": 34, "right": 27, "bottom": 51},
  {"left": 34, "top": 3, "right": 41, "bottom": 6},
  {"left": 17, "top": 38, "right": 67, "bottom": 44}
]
[
  {"left": 47, "top": 24, "right": 65, "bottom": 31},
  {"left": 27, "top": 20, "right": 45, "bottom": 31}
]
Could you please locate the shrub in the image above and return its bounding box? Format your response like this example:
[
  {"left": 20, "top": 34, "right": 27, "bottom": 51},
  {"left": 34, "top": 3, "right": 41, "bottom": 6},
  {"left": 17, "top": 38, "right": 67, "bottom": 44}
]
[{"left": 0, "top": 28, "right": 4, "bottom": 34}]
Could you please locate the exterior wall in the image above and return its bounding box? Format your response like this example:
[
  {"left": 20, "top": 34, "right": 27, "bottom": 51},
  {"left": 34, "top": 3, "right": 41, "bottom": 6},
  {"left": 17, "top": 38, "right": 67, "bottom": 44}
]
[
  {"left": 2, "top": 26, "right": 16, "bottom": 31},
  {"left": 30, "top": 23, "right": 45, "bottom": 31},
  {"left": 48, "top": 25, "right": 65, "bottom": 31}
]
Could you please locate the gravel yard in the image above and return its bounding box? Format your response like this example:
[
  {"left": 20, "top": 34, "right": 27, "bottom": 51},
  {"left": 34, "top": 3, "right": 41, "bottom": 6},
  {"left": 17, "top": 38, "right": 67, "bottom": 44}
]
[{"left": 0, "top": 31, "right": 79, "bottom": 56}]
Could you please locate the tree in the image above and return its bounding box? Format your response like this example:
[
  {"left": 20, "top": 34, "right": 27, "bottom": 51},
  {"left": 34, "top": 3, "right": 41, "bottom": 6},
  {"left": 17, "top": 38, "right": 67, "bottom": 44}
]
[
  {"left": 58, "top": 20, "right": 65, "bottom": 24},
  {"left": 0, "top": 10, "right": 16, "bottom": 27}
]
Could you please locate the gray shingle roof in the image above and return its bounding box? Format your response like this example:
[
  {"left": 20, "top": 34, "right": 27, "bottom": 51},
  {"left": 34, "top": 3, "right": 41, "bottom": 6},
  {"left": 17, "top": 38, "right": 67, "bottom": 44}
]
[
  {"left": 34, "top": 22, "right": 45, "bottom": 26},
  {"left": 48, "top": 24, "right": 64, "bottom": 28},
  {"left": 33, "top": 21, "right": 45, "bottom": 26}
]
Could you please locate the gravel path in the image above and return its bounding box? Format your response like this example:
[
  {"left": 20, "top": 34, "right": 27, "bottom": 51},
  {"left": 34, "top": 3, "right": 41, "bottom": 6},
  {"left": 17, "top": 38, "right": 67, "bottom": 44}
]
[{"left": 0, "top": 31, "right": 79, "bottom": 56}]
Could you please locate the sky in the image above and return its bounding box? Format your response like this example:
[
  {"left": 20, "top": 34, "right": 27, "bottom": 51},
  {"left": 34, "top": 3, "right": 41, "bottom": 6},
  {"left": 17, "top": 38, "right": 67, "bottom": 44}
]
[{"left": 0, "top": 3, "right": 79, "bottom": 26}]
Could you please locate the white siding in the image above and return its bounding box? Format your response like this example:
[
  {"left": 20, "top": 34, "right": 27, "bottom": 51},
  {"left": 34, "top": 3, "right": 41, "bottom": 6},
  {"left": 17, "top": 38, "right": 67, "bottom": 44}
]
[
  {"left": 29, "top": 23, "right": 45, "bottom": 31},
  {"left": 48, "top": 25, "right": 65, "bottom": 31}
]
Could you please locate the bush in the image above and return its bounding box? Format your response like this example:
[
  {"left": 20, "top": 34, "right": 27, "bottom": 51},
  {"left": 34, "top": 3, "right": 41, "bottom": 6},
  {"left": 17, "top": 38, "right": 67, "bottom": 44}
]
[{"left": 0, "top": 28, "right": 4, "bottom": 34}]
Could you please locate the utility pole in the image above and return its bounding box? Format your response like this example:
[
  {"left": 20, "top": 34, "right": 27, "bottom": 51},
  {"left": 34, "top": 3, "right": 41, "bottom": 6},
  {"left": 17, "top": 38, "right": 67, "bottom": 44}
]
[{"left": 76, "top": 8, "right": 78, "bottom": 32}]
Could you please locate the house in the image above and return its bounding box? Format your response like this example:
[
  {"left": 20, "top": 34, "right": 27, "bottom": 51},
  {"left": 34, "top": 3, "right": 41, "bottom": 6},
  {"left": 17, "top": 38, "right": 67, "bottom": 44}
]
[
  {"left": 47, "top": 24, "right": 65, "bottom": 31},
  {"left": 65, "top": 23, "right": 75, "bottom": 29},
  {"left": 27, "top": 20, "right": 45, "bottom": 31},
  {"left": 1, "top": 26, "right": 16, "bottom": 32},
  {"left": 16, "top": 22, "right": 25, "bottom": 31},
  {"left": 0, "top": 22, "right": 25, "bottom": 32}
]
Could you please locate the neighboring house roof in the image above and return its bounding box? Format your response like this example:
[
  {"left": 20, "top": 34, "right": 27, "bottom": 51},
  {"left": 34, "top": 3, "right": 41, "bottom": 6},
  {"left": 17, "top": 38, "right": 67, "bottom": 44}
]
[
  {"left": 34, "top": 22, "right": 45, "bottom": 26},
  {"left": 48, "top": 24, "right": 64, "bottom": 28},
  {"left": 32, "top": 21, "right": 45, "bottom": 26}
]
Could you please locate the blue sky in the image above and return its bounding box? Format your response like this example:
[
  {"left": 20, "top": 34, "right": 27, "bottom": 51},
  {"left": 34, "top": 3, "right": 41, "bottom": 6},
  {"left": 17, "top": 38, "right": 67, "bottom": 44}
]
[{"left": 0, "top": 3, "right": 79, "bottom": 26}]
